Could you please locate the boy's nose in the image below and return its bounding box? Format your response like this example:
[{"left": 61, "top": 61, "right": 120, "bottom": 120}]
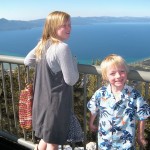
[{"left": 115, "top": 72, "right": 121, "bottom": 78}]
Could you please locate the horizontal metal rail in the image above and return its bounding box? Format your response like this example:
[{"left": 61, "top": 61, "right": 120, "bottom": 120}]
[
  {"left": 0, "top": 55, "right": 149, "bottom": 150},
  {"left": 1, "top": 55, "right": 150, "bottom": 82}
]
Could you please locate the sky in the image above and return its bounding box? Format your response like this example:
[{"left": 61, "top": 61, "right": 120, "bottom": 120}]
[{"left": 1, "top": 0, "right": 150, "bottom": 21}]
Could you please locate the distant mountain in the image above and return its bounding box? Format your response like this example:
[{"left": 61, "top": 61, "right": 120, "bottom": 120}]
[
  {"left": 0, "top": 18, "right": 45, "bottom": 31},
  {"left": 1, "top": 17, "right": 150, "bottom": 31},
  {"left": 72, "top": 16, "right": 150, "bottom": 25}
]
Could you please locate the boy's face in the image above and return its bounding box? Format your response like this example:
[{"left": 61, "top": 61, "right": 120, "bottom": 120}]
[{"left": 106, "top": 64, "right": 127, "bottom": 92}]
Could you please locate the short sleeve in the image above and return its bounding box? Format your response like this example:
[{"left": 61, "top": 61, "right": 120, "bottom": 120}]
[
  {"left": 136, "top": 95, "right": 150, "bottom": 120},
  {"left": 87, "top": 89, "right": 101, "bottom": 115}
]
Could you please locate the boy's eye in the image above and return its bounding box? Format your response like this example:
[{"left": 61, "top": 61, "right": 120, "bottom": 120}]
[{"left": 110, "top": 73, "right": 115, "bottom": 75}]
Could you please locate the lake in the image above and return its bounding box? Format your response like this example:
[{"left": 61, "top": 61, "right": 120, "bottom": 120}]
[{"left": 0, "top": 23, "right": 150, "bottom": 64}]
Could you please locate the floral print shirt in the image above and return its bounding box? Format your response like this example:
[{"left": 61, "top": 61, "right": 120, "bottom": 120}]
[{"left": 87, "top": 84, "right": 150, "bottom": 150}]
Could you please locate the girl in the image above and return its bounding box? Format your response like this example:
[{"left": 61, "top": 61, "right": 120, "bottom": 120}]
[{"left": 24, "top": 11, "right": 83, "bottom": 150}]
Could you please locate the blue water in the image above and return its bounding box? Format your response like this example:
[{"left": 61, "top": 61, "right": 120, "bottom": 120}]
[{"left": 0, "top": 23, "right": 150, "bottom": 64}]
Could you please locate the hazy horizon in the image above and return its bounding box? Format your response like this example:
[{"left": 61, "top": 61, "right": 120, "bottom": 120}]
[{"left": 1, "top": 0, "right": 150, "bottom": 21}]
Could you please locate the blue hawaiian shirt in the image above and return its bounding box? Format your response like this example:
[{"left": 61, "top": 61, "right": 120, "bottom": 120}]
[{"left": 87, "top": 84, "right": 150, "bottom": 150}]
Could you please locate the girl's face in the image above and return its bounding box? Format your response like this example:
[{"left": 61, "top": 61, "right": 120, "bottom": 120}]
[
  {"left": 106, "top": 64, "right": 127, "bottom": 92},
  {"left": 56, "top": 19, "right": 71, "bottom": 41}
]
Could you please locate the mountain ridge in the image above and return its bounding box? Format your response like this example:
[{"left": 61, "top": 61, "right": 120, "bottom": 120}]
[{"left": 1, "top": 16, "right": 150, "bottom": 31}]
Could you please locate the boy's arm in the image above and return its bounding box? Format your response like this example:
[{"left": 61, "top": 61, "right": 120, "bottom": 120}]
[
  {"left": 89, "top": 113, "right": 98, "bottom": 132},
  {"left": 137, "top": 120, "right": 147, "bottom": 148}
]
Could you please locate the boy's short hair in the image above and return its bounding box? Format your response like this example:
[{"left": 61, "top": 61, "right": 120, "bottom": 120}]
[{"left": 100, "top": 54, "right": 129, "bottom": 81}]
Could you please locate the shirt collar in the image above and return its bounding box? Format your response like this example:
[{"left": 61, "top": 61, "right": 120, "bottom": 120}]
[{"left": 106, "top": 84, "right": 130, "bottom": 95}]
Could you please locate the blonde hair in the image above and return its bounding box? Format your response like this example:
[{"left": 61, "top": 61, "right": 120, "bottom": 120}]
[
  {"left": 100, "top": 54, "right": 129, "bottom": 81},
  {"left": 35, "top": 11, "right": 70, "bottom": 60}
]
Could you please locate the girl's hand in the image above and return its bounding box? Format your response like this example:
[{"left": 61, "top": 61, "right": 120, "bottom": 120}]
[{"left": 137, "top": 137, "right": 147, "bottom": 149}]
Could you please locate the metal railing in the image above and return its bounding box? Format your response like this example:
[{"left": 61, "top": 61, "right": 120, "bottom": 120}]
[{"left": 0, "top": 55, "right": 150, "bottom": 150}]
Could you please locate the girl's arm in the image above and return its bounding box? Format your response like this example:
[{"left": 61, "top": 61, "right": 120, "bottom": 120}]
[
  {"left": 24, "top": 42, "right": 41, "bottom": 66},
  {"left": 24, "top": 49, "right": 36, "bottom": 66},
  {"left": 56, "top": 44, "right": 79, "bottom": 86},
  {"left": 137, "top": 120, "right": 147, "bottom": 148}
]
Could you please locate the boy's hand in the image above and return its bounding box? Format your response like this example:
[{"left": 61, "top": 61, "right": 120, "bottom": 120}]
[{"left": 89, "top": 124, "right": 98, "bottom": 132}]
